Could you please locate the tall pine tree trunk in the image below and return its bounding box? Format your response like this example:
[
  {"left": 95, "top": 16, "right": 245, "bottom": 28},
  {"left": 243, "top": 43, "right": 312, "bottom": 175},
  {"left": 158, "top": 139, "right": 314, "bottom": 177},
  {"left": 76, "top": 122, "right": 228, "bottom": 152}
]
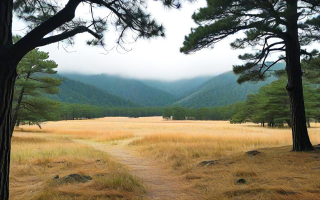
[
  {"left": 286, "top": 49, "right": 313, "bottom": 151},
  {"left": 0, "top": 1, "right": 15, "bottom": 199},
  {"left": 285, "top": 1, "right": 313, "bottom": 151},
  {"left": 0, "top": 67, "right": 16, "bottom": 200}
]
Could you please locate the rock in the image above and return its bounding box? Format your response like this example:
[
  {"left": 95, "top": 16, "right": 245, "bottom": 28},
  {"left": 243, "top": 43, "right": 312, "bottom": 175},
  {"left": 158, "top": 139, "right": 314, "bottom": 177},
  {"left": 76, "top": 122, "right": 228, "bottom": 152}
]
[
  {"left": 53, "top": 175, "right": 59, "bottom": 179},
  {"left": 58, "top": 174, "right": 92, "bottom": 184},
  {"left": 199, "top": 160, "right": 217, "bottom": 166},
  {"left": 246, "top": 150, "right": 260, "bottom": 156},
  {"left": 314, "top": 144, "right": 320, "bottom": 150},
  {"left": 236, "top": 178, "right": 246, "bottom": 184}
]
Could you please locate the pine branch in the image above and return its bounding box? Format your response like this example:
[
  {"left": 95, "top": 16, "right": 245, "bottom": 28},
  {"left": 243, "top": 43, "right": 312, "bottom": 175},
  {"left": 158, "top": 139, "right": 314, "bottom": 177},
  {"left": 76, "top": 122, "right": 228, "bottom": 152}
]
[{"left": 37, "top": 26, "right": 102, "bottom": 47}]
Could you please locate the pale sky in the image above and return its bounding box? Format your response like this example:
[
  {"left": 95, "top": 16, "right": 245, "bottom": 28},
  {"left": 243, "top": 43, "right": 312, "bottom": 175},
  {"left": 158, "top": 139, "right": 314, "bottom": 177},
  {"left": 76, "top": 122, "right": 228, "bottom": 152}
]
[{"left": 12, "top": 0, "right": 297, "bottom": 81}]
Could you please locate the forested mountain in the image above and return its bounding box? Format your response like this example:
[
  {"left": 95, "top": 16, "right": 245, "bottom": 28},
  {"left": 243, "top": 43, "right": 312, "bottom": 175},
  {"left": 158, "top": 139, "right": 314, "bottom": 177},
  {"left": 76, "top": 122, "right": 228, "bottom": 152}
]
[
  {"left": 56, "top": 62, "right": 285, "bottom": 108},
  {"left": 173, "top": 63, "right": 285, "bottom": 108},
  {"left": 59, "top": 73, "right": 176, "bottom": 106},
  {"left": 49, "top": 77, "right": 136, "bottom": 107},
  {"left": 141, "top": 76, "right": 212, "bottom": 98}
]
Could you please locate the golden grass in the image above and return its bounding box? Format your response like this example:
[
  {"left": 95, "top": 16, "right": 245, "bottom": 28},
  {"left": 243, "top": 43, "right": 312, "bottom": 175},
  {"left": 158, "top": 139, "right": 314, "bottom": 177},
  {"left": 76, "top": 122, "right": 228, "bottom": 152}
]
[
  {"left": 132, "top": 131, "right": 291, "bottom": 168},
  {"left": 12, "top": 117, "right": 320, "bottom": 199},
  {"left": 10, "top": 134, "right": 145, "bottom": 200},
  {"left": 17, "top": 119, "right": 134, "bottom": 142}
]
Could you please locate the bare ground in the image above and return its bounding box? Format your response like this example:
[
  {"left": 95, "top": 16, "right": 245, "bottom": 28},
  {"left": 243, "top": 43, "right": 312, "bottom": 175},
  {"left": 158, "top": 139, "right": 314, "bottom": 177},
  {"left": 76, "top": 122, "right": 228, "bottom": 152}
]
[{"left": 74, "top": 138, "right": 200, "bottom": 200}]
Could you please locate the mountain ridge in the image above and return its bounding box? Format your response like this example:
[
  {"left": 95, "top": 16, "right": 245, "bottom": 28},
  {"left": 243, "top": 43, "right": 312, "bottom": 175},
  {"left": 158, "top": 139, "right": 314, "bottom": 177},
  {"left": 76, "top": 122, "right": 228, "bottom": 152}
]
[
  {"left": 58, "top": 73, "right": 177, "bottom": 107},
  {"left": 49, "top": 75, "right": 137, "bottom": 107},
  {"left": 172, "top": 62, "right": 285, "bottom": 108}
]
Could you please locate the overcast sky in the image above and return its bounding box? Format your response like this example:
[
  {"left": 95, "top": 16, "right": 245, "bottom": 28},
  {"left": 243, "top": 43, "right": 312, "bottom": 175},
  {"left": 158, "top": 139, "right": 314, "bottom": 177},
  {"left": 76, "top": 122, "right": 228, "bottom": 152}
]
[{"left": 13, "top": 0, "right": 281, "bottom": 81}]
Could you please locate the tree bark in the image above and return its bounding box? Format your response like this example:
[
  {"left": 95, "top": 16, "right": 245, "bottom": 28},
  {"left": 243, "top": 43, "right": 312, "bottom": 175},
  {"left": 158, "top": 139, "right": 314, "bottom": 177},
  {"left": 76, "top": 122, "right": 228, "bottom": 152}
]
[
  {"left": 0, "top": 0, "right": 12, "bottom": 48},
  {"left": 0, "top": 1, "right": 15, "bottom": 199},
  {"left": 0, "top": 67, "right": 16, "bottom": 200},
  {"left": 285, "top": 1, "right": 313, "bottom": 151}
]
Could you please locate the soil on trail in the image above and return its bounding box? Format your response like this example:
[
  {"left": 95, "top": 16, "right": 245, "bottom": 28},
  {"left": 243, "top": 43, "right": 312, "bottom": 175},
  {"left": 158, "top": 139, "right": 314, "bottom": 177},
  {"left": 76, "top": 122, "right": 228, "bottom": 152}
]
[{"left": 75, "top": 138, "right": 199, "bottom": 200}]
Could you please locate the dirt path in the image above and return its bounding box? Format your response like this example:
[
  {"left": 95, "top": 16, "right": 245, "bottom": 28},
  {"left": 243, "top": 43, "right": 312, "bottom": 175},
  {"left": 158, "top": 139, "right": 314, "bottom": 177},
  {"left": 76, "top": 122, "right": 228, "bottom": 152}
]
[{"left": 74, "top": 138, "right": 199, "bottom": 200}]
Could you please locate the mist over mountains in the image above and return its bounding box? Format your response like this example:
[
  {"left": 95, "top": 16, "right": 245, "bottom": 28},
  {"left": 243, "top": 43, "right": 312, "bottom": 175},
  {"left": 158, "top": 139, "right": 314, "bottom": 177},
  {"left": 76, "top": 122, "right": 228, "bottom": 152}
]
[{"left": 54, "top": 62, "right": 285, "bottom": 108}]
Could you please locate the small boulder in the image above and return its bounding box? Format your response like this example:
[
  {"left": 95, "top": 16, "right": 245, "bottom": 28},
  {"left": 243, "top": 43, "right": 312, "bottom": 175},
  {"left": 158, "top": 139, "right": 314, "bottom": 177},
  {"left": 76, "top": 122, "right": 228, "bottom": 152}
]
[
  {"left": 246, "top": 150, "right": 260, "bottom": 156},
  {"left": 58, "top": 174, "right": 92, "bottom": 184},
  {"left": 236, "top": 178, "right": 246, "bottom": 184},
  {"left": 53, "top": 175, "right": 59, "bottom": 179}
]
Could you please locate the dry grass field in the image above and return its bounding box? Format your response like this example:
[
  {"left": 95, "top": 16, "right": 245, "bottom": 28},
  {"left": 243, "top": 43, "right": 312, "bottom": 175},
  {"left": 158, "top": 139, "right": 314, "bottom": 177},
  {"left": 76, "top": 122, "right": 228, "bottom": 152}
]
[
  {"left": 10, "top": 128, "right": 144, "bottom": 199},
  {"left": 11, "top": 117, "right": 320, "bottom": 199}
]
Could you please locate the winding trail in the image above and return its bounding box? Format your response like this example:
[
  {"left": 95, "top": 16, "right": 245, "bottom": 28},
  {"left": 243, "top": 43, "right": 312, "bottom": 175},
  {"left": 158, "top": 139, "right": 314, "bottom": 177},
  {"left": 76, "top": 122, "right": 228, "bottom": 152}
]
[{"left": 74, "top": 138, "right": 199, "bottom": 200}]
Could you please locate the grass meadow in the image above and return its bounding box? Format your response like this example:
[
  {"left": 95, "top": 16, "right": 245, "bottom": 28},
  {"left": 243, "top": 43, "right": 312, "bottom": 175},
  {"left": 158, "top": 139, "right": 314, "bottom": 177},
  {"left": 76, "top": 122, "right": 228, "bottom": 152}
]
[{"left": 11, "top": 117, "right": 320, "bottom": 199}]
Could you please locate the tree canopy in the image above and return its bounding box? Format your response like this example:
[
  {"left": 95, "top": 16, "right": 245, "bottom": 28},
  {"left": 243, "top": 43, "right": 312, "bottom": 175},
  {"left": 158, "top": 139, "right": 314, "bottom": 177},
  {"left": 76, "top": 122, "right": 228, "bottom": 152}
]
[{"left": 181, "top": 0, "right": 320, "bottom": 78}]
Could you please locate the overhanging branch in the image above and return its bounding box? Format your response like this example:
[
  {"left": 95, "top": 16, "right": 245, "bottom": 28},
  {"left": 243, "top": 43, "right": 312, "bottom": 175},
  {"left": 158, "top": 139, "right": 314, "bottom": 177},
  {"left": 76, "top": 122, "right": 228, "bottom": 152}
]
[{"left": 37, "top": 26, "right": 102, "bottom": 47}]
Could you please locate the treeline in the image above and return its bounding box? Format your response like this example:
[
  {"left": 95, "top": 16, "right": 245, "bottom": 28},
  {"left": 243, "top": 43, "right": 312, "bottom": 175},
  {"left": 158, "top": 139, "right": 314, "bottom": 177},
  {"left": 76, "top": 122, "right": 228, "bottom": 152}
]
[
  {"left": 58, "top": 103, "right": 163, "bottom": 120},
  {"left": 162, "top": 103, "right": 245, "bottom": 120}
]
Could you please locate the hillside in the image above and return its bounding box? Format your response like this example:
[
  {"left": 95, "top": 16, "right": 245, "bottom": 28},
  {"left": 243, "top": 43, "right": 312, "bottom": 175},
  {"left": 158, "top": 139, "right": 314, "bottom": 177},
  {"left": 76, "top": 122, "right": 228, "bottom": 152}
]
[
  {"left": 141, "top": 76, "right": 212, "bottom": 98},
  {"left": 173, "top": 63, "right": 285, "bottom": 108},
  {"left": 59, "top": 73, "right": 176, "bottom": 107},
  {"left": 49, "top": 77, "right": 136, "bottom": 107}
]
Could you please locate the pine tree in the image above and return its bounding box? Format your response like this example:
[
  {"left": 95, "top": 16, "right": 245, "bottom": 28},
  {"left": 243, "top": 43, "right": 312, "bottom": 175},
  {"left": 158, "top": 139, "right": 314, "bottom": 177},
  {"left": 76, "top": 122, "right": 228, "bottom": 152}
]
[
  {"left": 232, "top": 75, "right": 319, "bottom": 128},
  {"left": 12, "top": 48, "right": 61, "bottom": 128},
  {"left": 181, "top": 0, "right": 320, "bottom": 151},
  {"left": 302, "top": 55, "right": 320, "bottom": 123},
  {"left": 261, "top": 77, "right": 290, "bottom": 127}
]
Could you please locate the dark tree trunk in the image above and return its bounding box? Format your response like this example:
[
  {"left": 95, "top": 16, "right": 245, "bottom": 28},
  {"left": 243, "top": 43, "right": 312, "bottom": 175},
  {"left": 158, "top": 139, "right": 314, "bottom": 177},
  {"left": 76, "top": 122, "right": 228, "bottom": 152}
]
[
  {"left": 0, "top": 67, "right": 16, "bottom": 200},
  {"left": 0, "top": 0, "right": 13, "bottom": 47},
  {"left": 285, "top": 1, "right": 313, "bottom": 151},
  {"left": 0, "top": 1, "right": 15, "bottom": 199}
]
